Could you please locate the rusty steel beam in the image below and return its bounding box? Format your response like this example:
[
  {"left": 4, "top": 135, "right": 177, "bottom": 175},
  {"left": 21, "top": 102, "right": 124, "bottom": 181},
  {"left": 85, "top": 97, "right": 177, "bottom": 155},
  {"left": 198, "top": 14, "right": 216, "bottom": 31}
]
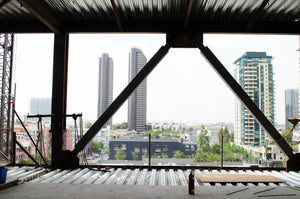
[
  {"left": 184, "top": 0, "right": 195, "bottom": 29},
  {"left": 17, "top": 0, "right": 64, "bottom": 34},
  {"left": 245, "top": 0, "right": 270, "bottom": 32},
  {"left": 110, "top": 0, "right": 123, "bottom": 31}
]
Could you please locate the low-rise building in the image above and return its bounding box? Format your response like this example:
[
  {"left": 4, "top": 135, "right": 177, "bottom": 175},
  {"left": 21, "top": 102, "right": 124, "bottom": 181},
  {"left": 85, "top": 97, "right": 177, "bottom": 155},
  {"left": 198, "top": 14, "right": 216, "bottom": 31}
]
[{"left": 109, "top": 138, "right": 197, "bottom": 160}]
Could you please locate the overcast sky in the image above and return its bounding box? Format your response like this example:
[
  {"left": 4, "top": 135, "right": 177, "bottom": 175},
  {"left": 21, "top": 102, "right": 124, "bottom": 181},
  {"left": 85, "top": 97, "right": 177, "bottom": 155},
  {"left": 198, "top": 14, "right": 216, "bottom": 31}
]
[{"left": 14, "top": 33, "right": 299, "bottom": 125}]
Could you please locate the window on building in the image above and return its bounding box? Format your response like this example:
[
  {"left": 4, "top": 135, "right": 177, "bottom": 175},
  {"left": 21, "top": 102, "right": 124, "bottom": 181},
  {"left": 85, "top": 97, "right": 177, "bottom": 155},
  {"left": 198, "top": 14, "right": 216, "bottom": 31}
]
[
  {"left": 142, "top": 144, "right": 147, "bottom": 154},
  {"left": 155, "top": 145, "right": 161, "bottom": 153},
  {"left": 185, "top": 145, "right": 190, "bottom": 152},
  {"left": 191, "top": 145, "right": 195, "bottom": 151},
  {"left": 163, "top": 145, "right": 168, "bottom": 153},
  {"left": 113, "top": 144, "right": 119, "bottom": 151},
  {"left": 121, "top": 144, "right": 127, "bottom": 150},
  {"left": 134, "top": 144, "right": 140, "bottom": 153}
]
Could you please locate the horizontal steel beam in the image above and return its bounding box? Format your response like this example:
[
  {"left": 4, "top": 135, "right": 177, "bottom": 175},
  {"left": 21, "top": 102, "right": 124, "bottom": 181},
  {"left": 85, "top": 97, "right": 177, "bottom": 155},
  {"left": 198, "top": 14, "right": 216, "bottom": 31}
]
[
  {"left": 16, "top": 0, "right": 64, "bottom": 34},
  {"left": 195, "top": 41, "right": 294, "bottom": 159},
  {"left": 72, "top": 44, "right": 171, "bottom": 155},
  {"left": 0, "top": 22, "right": 298, "bottom": 35},
  {"left": 78, "top": 164, "right": 286, "bottom": 171}
]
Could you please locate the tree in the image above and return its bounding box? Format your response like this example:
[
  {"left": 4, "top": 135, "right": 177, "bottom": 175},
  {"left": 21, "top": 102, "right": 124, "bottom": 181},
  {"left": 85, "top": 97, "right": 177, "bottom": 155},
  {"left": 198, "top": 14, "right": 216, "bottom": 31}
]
[
  {"left": 211, "top": 144, "right": 221, "bottom": 154},
  {"left": 173, "top": 150, "right": 185, "bottom": 159},
  {"left": 92, "top": 141, "right": 104, "bottom": 153},
  {"left": 112, "top": 122, "right": 128, "bottom": 130},
  {"left": 162, "top": 153, "right": 168, "bottom": 158},
  {"left": 229, "top": 132, "right": 234, "bottom": 143},
  {"left": 164, "top": 133, "right": 172, "bottom": 139},
  {"left": 85, "top": 122, "right": 93, "bottom": 128},
  {"left": 197, "top": 125, "right": 210, "bottom": 152},
  {"left": 217, "top": 126, "right": 230, "bottom": 144},
  {"left": 131, "top": 151, "right": 139, "bottom": 160},
  {"left": 115, "top": 149, "right": 126, "bottom": 160},
  {"left": 281, "top": 130, "right": 292, "bottom": 143}
]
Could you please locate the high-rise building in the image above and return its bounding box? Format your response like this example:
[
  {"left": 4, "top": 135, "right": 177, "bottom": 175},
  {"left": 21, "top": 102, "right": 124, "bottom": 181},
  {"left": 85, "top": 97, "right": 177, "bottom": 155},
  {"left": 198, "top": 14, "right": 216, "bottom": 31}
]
[
  {"left": 285, "top": 89, "right": 299, "bottom": 130},
  {"left": 97, "top": 53, "right": 113, "bottom": 126},
  {"left": 128, "top": 48, "right": 147, "bottom": 132},
  {"left": 29, "top": 97, "right": 51, "bottom": 122},
  {"left": 234, "top": 52, "right": 274, "bottom": 147}
]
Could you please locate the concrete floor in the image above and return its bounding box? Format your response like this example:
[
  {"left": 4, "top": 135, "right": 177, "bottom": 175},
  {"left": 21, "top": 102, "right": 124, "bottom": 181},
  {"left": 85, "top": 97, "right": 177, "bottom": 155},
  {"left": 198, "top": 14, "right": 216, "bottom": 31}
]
[{"left": 0, "top": 183, "right": 299, "bottom": 199}]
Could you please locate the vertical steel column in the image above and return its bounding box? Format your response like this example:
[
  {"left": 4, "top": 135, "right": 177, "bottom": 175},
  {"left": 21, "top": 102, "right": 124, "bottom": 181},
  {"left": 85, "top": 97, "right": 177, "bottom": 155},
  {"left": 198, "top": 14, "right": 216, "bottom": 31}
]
[
  {"left": 51, "top": 33, "right": 69, "bottom": 169},
  {"left": 72, "top": 45, "right": 170, "bottom": 155},
  {"left": 148, "top": 133, "right": 151, "bottom": 169},
  {"left": 195, "top": 41, "right": 294, "bottom": 159}
]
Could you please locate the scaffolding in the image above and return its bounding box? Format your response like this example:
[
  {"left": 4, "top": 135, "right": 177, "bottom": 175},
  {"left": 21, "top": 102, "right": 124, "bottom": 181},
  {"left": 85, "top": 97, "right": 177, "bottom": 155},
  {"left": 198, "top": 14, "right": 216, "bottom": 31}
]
[{"left": 0, "top": 33, "right": 14, "bottom": 163}]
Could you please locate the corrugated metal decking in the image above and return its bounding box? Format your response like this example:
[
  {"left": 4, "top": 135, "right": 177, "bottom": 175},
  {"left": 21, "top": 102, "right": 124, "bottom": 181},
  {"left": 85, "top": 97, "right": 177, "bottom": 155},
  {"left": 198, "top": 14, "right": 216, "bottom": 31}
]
[
  {"left": 4, "top": 167, "right": 296, "bottom": 186},
  {"left": 0, "top": 0, "right": 299, "bottom": 33}
]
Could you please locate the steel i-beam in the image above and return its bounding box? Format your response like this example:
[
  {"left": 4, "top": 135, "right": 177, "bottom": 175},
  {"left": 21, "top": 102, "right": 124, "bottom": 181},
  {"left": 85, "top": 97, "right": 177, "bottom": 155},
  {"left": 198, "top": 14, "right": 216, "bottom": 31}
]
[
  {"left": 51, "top": 33, "right": 71, "bottom": 169},
  {"left": 195, "top": 40, "right": 294, "bottom": 160},
  {"left": 70, "top": 44, "right": 171, "bottom": 164}
]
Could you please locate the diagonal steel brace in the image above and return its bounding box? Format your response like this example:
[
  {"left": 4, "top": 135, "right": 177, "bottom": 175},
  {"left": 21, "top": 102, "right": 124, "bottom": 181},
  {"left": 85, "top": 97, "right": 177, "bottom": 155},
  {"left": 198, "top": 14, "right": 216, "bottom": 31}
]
[
  {"left": 72, "top": 44, "right": 171, "bottom": 155},
  {"left": 195, "top": 40, "right": 294, "bottom": 159}
]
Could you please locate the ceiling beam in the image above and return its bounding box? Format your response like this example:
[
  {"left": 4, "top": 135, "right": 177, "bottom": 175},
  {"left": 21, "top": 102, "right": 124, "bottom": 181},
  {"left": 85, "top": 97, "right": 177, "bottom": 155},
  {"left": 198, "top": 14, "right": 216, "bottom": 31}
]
[
  {"left": 0, "top": 0, "right": 12, "bottom": 8},
  {"left": 245, "top": 0, "right": 270, "bottom": 32},
  {"left": 0, "top": 21, "right": 298, "bottom": 35},
  {"left": 184, "top": 0, "right": 195, "bottom": 29},
  {"left": 110, "top": 0, "right": 123, "bottom": 31},
  {"left": 17, "top": 0, "right": 64, "bottom": 34}
]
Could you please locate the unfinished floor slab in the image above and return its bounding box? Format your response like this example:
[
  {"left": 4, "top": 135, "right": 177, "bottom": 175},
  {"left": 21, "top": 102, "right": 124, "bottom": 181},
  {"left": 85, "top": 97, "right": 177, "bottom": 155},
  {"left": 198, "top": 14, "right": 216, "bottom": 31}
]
[{"left": 0, "top": 183, "right": 300, "bottom": 199}]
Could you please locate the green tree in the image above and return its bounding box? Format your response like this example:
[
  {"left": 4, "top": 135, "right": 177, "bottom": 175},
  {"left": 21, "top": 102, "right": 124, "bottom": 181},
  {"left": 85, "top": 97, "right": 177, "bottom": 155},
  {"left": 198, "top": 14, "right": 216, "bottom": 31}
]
[
  {"left": 197, "top": 125, "right": 210, "bottom": 152},
  {"left": 162, "top": 153, "right": 168, "bottom": 158},
  {"left": 217, "top": 126, "right": 230, "bottom": 144},
  {"left": 112, "top": 122, "right": 128, "bottom": 130},
  {"left": 173, "top": 150, "right": 185, "bottom": 159},
  {"left": 281, "top": 130, "right": 292, "bottom": 143},
  {"left": 211, "top": 144, "right": 221, "bottom": 154},
  {"left": 92, "top": 141, "right": 104, "bottom": 153},
  {"left": 229, "top": 132, "right": 234, "bottom": 143},
  {"left": 164, "top": 133, "right": 172, "bottom": 139},
  {"left": 115, "top": 149, "right": 126, "bottom": 160},
  {"left": 85, "top": 122, "right": 93, "bottom": 128},
  {"left": 172, "top": 131, "right": 180, "bottom": 138},
  {"left": 131, "top": 151, "right": 139, "bottom": 160}
]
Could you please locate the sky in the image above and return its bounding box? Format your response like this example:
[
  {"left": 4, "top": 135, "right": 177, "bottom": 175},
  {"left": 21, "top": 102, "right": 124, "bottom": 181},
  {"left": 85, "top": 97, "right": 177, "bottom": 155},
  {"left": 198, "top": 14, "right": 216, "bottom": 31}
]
[{"left": 13, "top": 33, "right": 299, "bottom": 125}]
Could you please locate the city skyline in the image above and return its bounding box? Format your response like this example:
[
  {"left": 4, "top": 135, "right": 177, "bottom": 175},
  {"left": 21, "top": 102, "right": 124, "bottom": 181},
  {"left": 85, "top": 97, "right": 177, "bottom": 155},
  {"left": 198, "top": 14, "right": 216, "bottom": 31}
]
[{"left": 14, "top": 34, "right": 299, "bottom": 125}]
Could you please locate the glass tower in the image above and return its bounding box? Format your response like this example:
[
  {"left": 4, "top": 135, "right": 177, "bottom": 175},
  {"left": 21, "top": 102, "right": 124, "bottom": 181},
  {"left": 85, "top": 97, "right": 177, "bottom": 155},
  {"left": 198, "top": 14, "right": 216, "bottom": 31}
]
[
  {"left": 285, "top": 89, "right": 299, "bottom": 130},
  {"left": 97, "top": 53, "right": 113, "bottom": 126},
  {"left": 234, "top": 52, "right": 274, "bottom": 147},
  {"left": 128, "top": 48, "right": 147, "bottom": 132}
]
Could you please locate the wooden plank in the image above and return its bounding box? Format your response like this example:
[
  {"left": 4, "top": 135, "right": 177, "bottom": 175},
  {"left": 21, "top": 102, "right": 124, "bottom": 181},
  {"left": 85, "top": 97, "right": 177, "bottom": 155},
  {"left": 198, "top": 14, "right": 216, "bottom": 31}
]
[{"left": 196, "top": 174, "right": 285, "bottom": 183}]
